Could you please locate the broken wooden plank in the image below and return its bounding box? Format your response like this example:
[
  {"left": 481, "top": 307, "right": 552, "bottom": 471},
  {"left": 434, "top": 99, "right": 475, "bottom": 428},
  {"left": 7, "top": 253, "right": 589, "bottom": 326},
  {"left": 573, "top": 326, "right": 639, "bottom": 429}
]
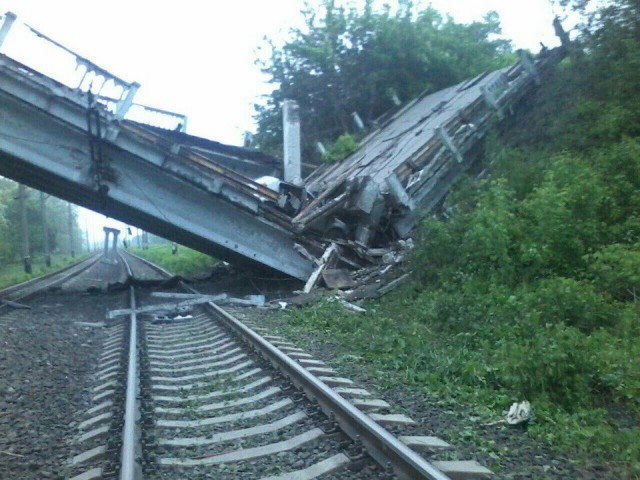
[
  {"left": 377, "top": 272, "right": 412, "bottom": 296},
  {"left": 303, "top": 243, "right": 337, "bottom": 293},
  {"left": 338, "top": 298, "right": 366, "bottom": 313}
]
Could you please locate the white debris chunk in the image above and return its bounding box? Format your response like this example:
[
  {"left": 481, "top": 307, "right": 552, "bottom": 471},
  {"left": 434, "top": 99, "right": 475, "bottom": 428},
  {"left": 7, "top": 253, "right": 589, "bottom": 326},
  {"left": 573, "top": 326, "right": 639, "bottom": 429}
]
[{"left": 506, "top": 401, "right": 531, "bottom": 425}]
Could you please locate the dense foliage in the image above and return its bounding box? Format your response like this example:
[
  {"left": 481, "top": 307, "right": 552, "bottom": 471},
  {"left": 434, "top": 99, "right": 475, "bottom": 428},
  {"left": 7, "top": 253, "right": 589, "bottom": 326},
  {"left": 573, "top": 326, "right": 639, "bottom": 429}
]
[
  {"left": 406, "top": 0, "right": 640, "bottom": 419},
  {"left": 278, "top": 0, "right": 640, "bottom": 474},
  {"left": 254, "top": 0, "right": 513, "bottom": 159},
  {"left": 0, "top": 178, "right": 82, "bottom": 265}
]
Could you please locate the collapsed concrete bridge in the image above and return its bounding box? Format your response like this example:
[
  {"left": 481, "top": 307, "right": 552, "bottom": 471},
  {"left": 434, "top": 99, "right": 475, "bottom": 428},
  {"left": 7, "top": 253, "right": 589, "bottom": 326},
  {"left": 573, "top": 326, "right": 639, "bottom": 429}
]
[{"left": 0, "top": 11, "right": 566, "bottom": 282}]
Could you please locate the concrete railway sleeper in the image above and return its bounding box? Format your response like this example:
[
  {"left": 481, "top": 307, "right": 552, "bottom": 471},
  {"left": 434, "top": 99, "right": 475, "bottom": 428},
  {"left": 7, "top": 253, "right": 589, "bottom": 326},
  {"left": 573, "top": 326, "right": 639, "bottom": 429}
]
[
  {"left": 1, "top": 250, "right": 494, "bottom": 479},
  {"left": 121, "top": 250, "right": 495, "bottom": 480}
]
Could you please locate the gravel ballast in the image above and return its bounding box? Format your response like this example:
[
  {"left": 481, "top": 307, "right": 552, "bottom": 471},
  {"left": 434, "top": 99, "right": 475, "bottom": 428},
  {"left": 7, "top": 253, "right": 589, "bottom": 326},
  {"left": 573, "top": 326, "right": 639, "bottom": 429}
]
[{"left": 0, "top": 290, "right": 128, "bottom": 479}]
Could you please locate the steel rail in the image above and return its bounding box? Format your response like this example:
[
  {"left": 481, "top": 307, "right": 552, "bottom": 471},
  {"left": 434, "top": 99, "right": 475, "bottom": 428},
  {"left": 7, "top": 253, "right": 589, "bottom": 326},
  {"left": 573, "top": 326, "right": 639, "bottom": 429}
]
[
  {"left": 0, "top": 253, "right": 102, "bottom": 307},
  {"left": 118, "top": 254, "right": 140, "bottom": 480},
  {"left": 121, "top": 250, "right": 451, "bottom": 480},
  {"left": 200, "top": 301, "right": 450, "bottom": 480}
]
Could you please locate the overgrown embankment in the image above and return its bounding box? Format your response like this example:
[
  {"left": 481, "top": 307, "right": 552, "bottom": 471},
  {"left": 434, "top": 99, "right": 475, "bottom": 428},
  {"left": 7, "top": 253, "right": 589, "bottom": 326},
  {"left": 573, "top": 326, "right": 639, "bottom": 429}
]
[
  {"left": 277, "top": 3, "right": 640, "bottom": 476},
  {"left": 129, "top": 245, "right": 217, "bottom": 278},
  {"left": 0, "top": 253, "right": 91, "bottom": 290}
]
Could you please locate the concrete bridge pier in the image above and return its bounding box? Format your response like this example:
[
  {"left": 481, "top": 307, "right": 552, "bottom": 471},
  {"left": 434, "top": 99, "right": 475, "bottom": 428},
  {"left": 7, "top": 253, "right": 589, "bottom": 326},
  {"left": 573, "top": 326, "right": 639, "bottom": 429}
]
[{"left": 102, "top": 227, "right": 121, "bottom": 264}]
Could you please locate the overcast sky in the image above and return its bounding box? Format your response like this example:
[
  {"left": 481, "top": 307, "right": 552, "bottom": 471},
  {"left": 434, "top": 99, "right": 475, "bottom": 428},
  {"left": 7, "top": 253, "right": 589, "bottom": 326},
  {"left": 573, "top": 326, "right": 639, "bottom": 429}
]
[{"left": 0, "top": 0, "right": 571, "bottom": 244}]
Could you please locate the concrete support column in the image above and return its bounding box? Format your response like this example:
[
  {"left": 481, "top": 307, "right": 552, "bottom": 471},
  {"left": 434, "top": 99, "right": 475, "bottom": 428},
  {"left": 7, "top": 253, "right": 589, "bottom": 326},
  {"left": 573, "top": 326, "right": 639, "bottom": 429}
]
[
  {"left": 103, "top": 228, "right": 111, "bottom": 258},
  {"left": 112, "top": 230, "right": 120, "bottom": 257},
  {"left": 282, "top": 99, "right": 301, "bottom": 184},
  {"left": 103, "top": 227, "right": 120, "bottom": 263}
]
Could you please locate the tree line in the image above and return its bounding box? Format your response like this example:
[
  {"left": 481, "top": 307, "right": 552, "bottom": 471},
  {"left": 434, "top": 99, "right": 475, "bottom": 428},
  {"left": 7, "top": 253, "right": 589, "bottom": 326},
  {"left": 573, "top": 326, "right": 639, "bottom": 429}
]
[
  {"left": 254, "top": 0, "right": 514, "bottom": 162},
  {"left": 0, "top": 178, "right": 84, "bottom": 267}
]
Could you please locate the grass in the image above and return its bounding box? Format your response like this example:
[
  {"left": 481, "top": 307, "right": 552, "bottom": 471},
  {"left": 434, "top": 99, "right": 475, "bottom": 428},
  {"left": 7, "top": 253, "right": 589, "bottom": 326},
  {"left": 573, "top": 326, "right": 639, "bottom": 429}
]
[
  {"left": 0, "top": 252, "right": 91, "bottom": 291},
  {"left": 129, "top": 244, "right": 217, "bottom": 277},
  {"left": 276, "top": 293, "right": 640, "bottom": 477}
]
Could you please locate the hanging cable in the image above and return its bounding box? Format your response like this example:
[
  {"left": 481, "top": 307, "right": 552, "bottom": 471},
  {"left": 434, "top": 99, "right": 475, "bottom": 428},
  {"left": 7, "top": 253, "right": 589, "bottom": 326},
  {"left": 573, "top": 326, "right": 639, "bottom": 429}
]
[{"left": 86, "top": 90, "right": 110, "bottom": 209}]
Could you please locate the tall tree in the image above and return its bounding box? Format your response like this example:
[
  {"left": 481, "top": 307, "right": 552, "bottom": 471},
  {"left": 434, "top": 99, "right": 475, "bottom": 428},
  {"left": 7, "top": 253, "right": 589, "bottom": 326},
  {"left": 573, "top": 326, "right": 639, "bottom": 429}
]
[
  {"left": 254, "top": 0, "right": 513, "bottom": 160},
  {"left": 0, "top": 178, "right": 83, "bottom": 265}
]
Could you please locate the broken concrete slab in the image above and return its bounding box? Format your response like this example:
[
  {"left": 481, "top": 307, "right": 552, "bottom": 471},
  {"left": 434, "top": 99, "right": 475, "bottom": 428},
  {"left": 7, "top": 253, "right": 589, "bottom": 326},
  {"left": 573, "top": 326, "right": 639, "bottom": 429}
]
[
  {"left": 322, "top": 269, "right": 355, "bottom": 289},
  {"left": 224, "top": 295, "right": 266, "bottom": 307},
  {"left": 107, "top": 296, "right": 221, "bottom": 319},
  {"left": 75, "top": 321, "right": 106, "bottom": 328},
  {"left": 151, "top": 292, "right": 228, "bottom": 301}
]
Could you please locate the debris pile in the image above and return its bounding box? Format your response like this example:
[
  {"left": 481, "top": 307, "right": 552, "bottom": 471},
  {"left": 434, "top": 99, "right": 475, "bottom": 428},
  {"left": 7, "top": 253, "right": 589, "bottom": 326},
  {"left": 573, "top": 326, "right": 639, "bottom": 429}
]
[{"left": 285, "top": 46, "right": 566, "bottom": 294}]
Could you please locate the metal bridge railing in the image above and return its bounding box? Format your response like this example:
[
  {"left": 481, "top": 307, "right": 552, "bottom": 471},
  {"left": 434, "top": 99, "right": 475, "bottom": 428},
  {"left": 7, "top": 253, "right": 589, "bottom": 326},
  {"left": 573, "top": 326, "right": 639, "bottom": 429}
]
[{"left": 0, "top": 11, "right": 187, "bottom": 131}]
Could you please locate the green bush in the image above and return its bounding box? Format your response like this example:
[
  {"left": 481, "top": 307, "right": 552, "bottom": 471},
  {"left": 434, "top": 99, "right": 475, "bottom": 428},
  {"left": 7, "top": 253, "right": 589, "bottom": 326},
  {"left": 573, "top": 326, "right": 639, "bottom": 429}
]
[
  {"left": 459, "top": 182, "right": 516, "bottom": 282},
  {"left": 492, "top": 318, "right": 594, "bottom": 409},
  {"left": 391, "top": 134, "right": 640, "bottom": 465},
  {"left": 517, "top": 278, "right": 614, "bottom": 332},
  {"left": 412, "top": 219, "right": 457, "bottom": 285},
  {"left": 323, "top": 134, "right": 360, "bottom": 163},
  {"left": 517, "top": 154, "right": 607, "bottom": 278},
  {"left": 588, "top": 243, "right": 640, "bottom": 300}
]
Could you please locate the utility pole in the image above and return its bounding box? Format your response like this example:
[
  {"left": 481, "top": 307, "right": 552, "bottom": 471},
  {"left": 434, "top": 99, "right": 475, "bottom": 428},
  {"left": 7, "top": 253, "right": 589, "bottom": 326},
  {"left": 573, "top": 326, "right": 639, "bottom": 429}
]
[
  {"left": 282, "top": 99, "right": 302, "bottom": 184},
  {"left": 67, "top": 202, "right": 75, "bottom": 258},
  {"left": 85, "top": 229, "right": 90, "bottom": 252},
  {"left": 40, "top": 191, "right": 51, "bottom": 267},
  {"left": 18, "top": 184, "right": 31, "bottom": 274}
]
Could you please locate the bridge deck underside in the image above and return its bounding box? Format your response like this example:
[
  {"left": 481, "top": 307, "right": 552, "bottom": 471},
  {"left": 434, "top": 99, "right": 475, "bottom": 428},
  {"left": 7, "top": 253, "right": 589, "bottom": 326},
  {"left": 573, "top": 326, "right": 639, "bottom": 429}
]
[{"left": 0, "top": 56, "right": 313, "bottom": 280}]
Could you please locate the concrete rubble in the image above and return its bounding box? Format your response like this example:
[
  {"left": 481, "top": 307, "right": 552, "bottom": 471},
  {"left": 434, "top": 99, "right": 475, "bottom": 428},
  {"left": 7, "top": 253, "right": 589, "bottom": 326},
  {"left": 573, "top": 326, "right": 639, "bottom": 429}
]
[{"left": 281, "top": 46, "right": 566, "bottom": 297}]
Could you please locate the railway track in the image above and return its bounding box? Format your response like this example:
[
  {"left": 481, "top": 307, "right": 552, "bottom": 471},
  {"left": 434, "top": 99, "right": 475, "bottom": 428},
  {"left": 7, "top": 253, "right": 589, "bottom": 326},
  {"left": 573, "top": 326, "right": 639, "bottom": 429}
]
[
  {"left": 1, "top": 250, "right": 493, "bottom": 480},
  {"left": 0, "top": 253, "right": 101, "bottom": 308}
]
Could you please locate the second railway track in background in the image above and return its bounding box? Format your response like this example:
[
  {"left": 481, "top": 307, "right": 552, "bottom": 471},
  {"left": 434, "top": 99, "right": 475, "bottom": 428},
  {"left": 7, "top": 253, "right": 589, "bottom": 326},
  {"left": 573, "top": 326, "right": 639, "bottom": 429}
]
[{"left": 2, "top": 250, "right": 492, "bottom": 480}]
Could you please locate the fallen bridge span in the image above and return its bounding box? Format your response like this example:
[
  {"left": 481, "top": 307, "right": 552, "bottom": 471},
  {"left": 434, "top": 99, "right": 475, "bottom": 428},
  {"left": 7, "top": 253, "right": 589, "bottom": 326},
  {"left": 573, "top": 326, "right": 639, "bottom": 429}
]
[
  {"left": 0, "top": 11, "right": 567, "bottom": 284},
  {"left": 0, "top": 12, "right": 314, "bottom": 280}
]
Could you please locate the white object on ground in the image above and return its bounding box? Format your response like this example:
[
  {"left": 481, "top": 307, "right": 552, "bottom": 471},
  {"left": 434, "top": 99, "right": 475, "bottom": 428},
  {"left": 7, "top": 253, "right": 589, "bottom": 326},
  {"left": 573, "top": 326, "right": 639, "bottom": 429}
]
[{"left": 506, "top": 401, "right": 531, "bottom": 425}]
